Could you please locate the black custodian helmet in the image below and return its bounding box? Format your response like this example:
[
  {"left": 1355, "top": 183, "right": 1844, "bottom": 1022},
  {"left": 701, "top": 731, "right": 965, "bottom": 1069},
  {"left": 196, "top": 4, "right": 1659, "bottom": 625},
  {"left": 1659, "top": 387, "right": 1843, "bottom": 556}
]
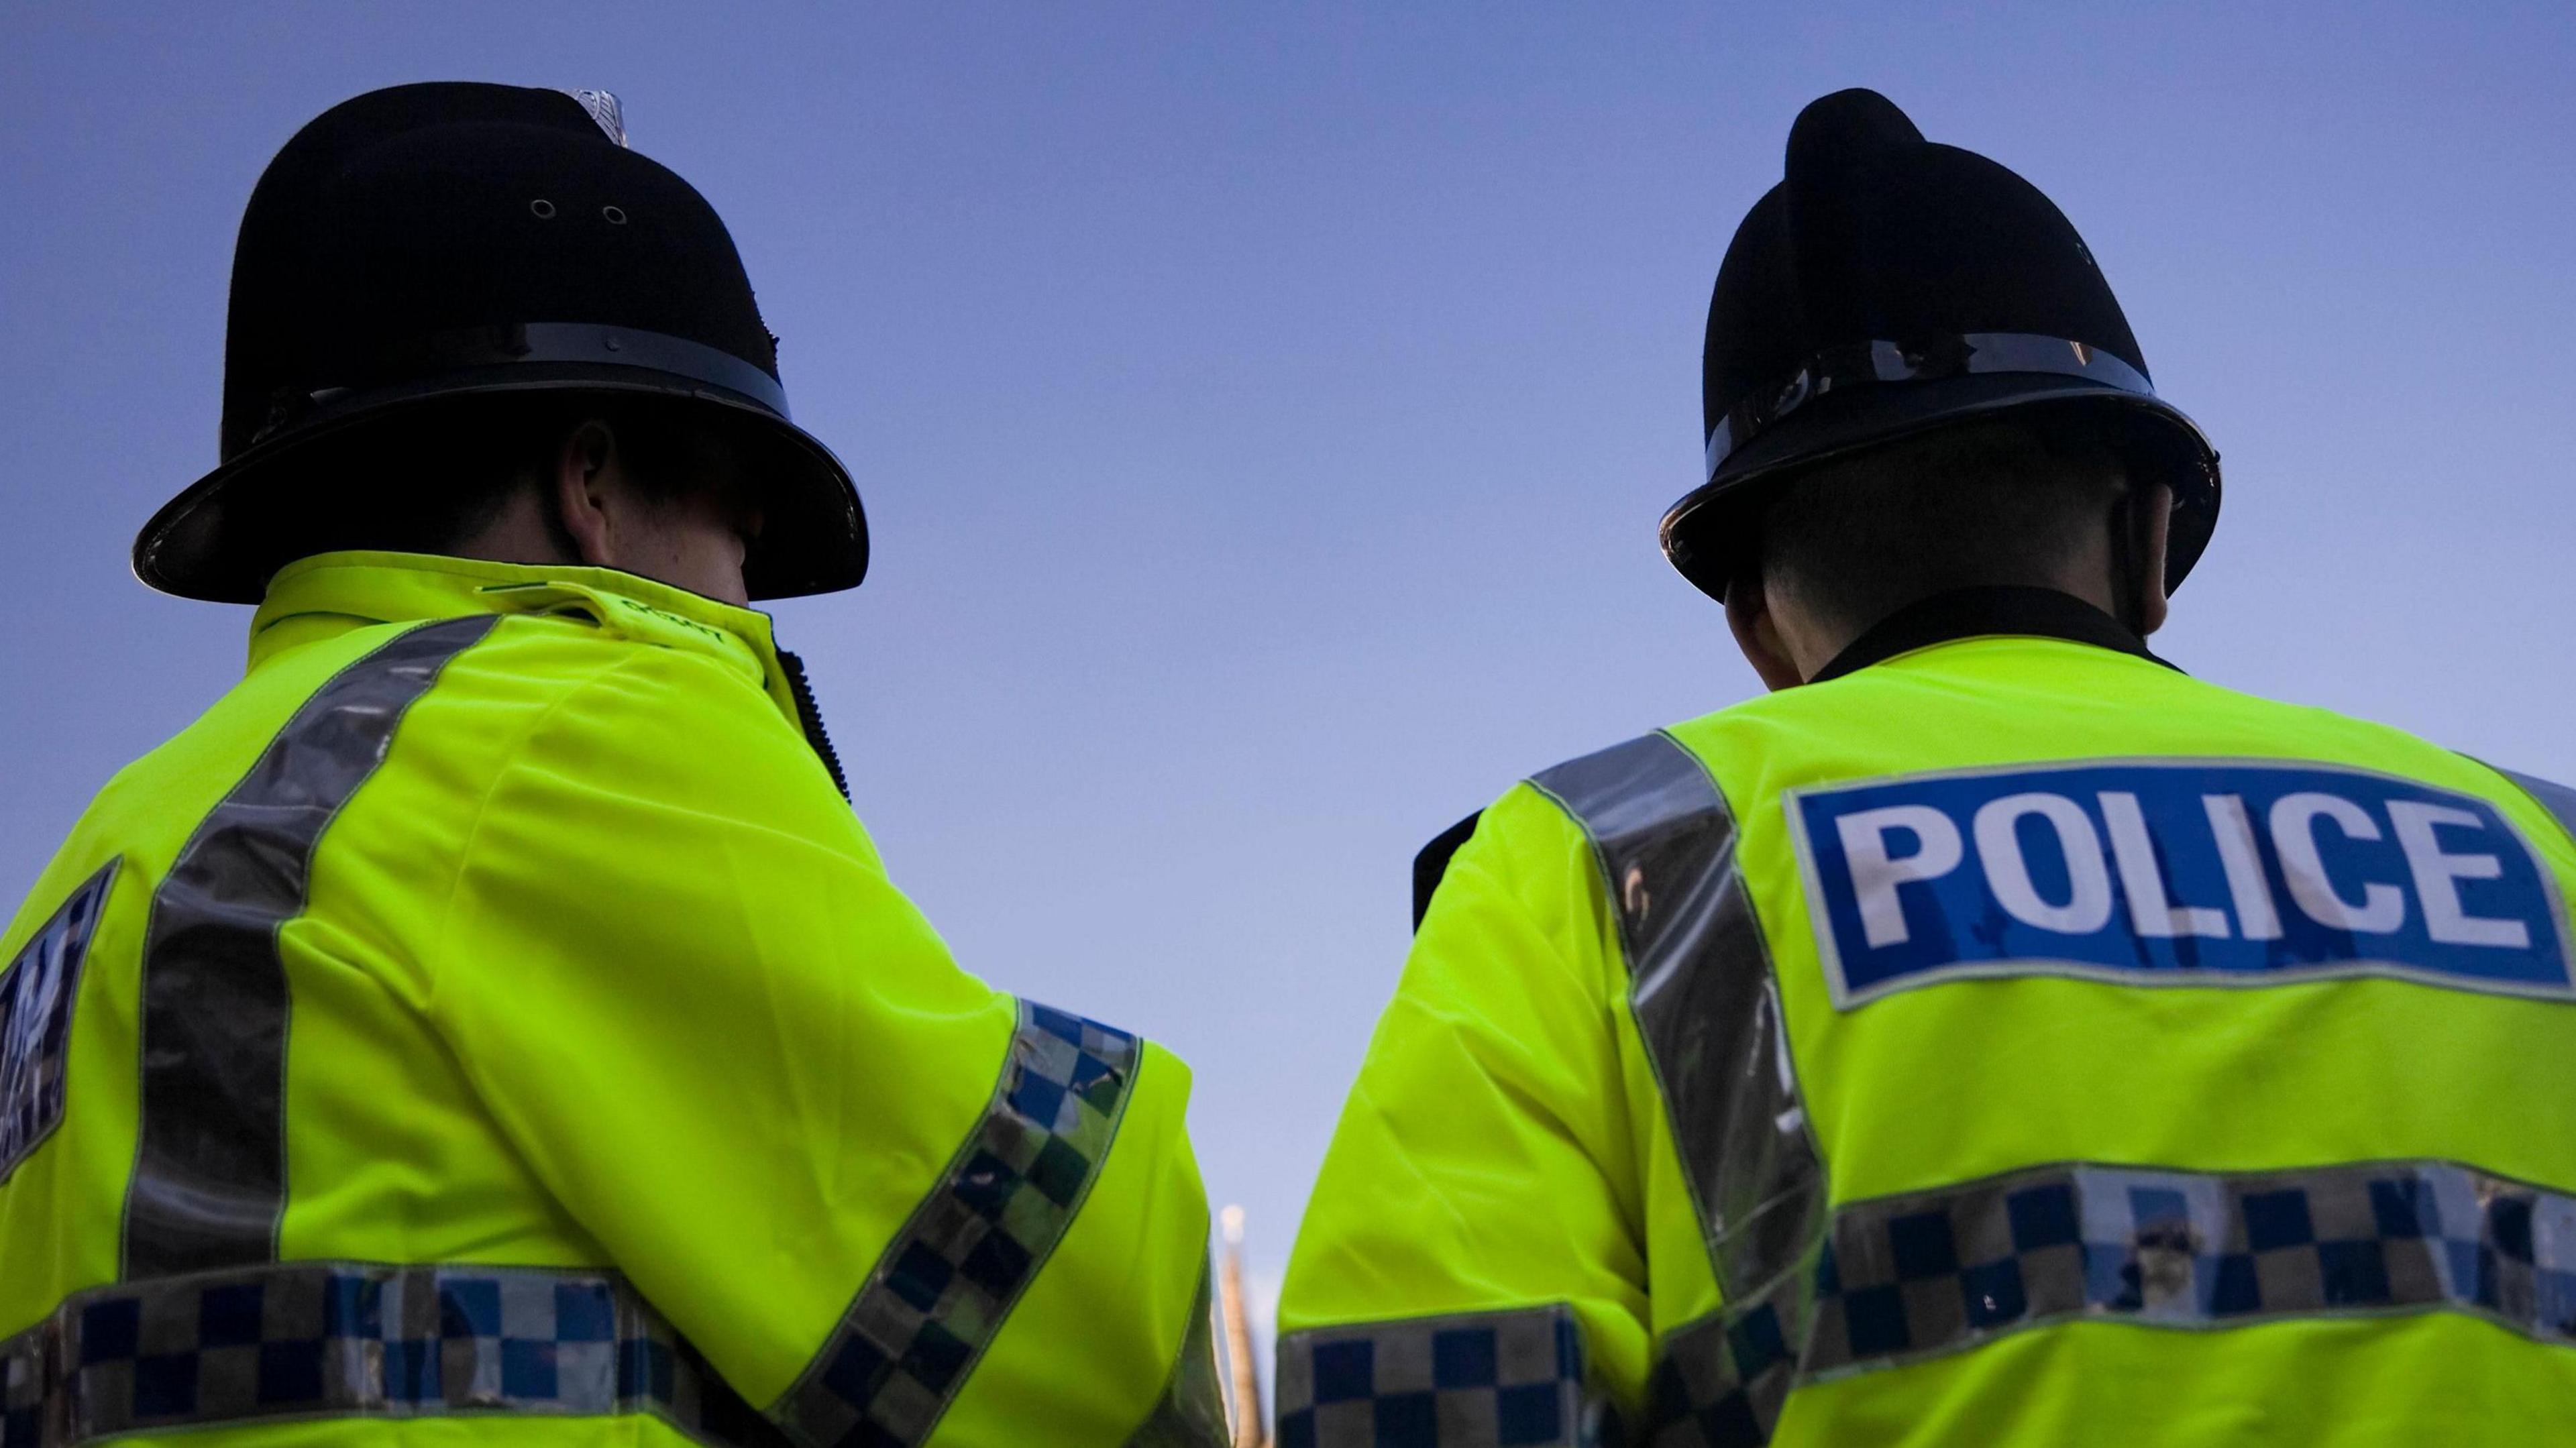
[
  {"left": 134, "top": 82, "right": 866, "bottom": 603},
  {"left": 1662, "top": 89, "right": 2220, "bottom": 603}
]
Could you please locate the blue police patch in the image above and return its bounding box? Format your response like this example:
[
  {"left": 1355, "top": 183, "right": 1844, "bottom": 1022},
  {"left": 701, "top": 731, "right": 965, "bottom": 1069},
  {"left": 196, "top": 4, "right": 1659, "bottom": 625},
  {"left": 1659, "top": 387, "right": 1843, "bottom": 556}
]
[
  {"left": 1786, "top": 763, "right": 2571, "bottom": 1009},
  {"left": 0, "top": 859, "right": 117, "bottom": 1182}
]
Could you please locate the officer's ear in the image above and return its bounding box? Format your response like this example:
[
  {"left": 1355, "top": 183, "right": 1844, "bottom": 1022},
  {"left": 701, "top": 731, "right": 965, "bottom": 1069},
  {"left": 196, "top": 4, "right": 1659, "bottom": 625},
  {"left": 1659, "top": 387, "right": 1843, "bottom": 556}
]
[
  {"left": 1725, "top": 569, "right": 1811, "bottom": 692},
  {"left": 549, "top": 419, "right": 624, "bottom": 571},
  {"left": 2119, "top": 481, "right": 2175, "bottom": 638}
]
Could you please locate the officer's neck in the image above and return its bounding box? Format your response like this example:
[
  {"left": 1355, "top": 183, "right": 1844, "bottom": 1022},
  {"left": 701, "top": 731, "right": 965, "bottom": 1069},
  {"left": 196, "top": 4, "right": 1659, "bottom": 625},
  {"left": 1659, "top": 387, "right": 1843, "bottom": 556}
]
[
  {"left": 1733, "top": 494, "right": 2174, "bottom": 691},
  {"left": 1782, "top": 569, "right": 2132, "bottom": 681}
]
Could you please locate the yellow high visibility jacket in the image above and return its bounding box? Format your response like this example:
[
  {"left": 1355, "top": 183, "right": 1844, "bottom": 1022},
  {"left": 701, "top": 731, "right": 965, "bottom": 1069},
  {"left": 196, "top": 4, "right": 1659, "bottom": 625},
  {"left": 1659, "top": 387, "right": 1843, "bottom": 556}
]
[
  {"left": 1279, "top": 588, "right": 2576, "bottom": 1447},
  {"left": 0, "top": 551, "right": 1224, "bottom": 1448}
]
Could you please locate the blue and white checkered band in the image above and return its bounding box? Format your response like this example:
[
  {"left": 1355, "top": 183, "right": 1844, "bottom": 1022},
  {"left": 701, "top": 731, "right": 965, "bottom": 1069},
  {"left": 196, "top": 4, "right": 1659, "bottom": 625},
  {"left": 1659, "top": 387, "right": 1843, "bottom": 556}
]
[
  {"left": 0, "top": 1262, "right": 779, "bottom": 1448},
  {"left": 1273, "top": 1305, "right": 1605, "bottom": 1448},
  {"left": 773, "top": 1000, "right": 1142, "bottom": 1447},
  {"left": 1787, "top": 760, "right": 2574, "bottom": 1010},
  {"left": 0, "top": 861, "right": 116, "bottom": 1186},
  {"left": 1700, "top": 332, "right": 2161, "bottom": 482},
  {"left": 1644, "top": 1159, "right": 2576, "bottom": 1447},
  {"left": 1815, "top": 1160, "right": 2576, "bottom": 1370}
]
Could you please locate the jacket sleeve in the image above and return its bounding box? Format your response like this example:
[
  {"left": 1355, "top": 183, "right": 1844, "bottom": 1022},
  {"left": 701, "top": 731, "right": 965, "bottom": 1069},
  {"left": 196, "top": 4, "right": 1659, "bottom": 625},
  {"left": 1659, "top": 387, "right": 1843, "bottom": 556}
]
[
  {"left": 1277, "top": 782, "right": 1653, "bottom": 1443},
  {"left": 423, "top": 644, "right": 1222, "bottom": 1446}
]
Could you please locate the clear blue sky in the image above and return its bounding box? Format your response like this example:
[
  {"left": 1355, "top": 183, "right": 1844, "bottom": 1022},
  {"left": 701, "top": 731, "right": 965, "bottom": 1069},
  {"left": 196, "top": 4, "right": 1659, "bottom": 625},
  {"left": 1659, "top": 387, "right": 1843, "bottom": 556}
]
[{"left": 6, "top": 1, "right": 2573, "bottom": 1361}]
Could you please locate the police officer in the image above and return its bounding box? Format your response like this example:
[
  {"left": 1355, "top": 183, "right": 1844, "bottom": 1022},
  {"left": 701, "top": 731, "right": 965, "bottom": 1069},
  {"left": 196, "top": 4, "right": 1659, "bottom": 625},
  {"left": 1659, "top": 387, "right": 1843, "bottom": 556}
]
[
  {"left": 1277, "top": 89, "right": 2576, "bottom": 1445},
  {"left": 0, "top": 84, "right": 1224, "bottom": 1447}
]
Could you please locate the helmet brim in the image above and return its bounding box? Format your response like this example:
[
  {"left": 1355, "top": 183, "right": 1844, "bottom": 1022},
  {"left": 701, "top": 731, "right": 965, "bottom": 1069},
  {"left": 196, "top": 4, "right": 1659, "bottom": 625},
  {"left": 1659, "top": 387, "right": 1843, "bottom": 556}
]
[
  {"left": 135, "top": 368, "right": 866, "bottom": 604},
  {"left": 1659, "top": 373, "right": 2221, "bottom": 604}
]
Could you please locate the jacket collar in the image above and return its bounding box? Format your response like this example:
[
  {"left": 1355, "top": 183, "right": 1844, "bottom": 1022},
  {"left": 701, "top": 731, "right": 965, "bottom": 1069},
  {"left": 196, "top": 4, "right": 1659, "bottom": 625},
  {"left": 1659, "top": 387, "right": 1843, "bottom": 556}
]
[
  {"left": 1809, "top": 585, "right": 2177, "bottom": 683},
  {"left": 249, "top": 551, "right": 804, "bottom": 726}
]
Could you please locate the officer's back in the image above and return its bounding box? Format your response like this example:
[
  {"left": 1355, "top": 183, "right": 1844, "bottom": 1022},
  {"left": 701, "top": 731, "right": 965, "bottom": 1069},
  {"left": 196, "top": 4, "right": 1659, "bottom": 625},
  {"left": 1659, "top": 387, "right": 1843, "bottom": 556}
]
[
  {"left": 1278, "top": 90, "right": 2576, "bottom": 1445},
  {"left": 0, "top": 84, "right": 1226, "bottom": 1447}
]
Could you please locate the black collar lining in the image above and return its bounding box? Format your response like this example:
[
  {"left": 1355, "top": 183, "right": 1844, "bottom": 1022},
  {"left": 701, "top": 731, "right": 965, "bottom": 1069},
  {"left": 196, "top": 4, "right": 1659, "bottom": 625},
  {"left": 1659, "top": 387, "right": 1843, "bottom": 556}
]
[{"left": 1809, "top": 586, "right": 2177, "bottom": 684}]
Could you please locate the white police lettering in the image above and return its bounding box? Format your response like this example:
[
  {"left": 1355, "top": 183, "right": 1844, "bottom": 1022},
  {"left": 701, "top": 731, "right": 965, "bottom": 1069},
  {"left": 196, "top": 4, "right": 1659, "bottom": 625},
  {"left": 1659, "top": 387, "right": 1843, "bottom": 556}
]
[
  {"left": 2102, "top": 791, "right": 2230, "bottom": 938},
  {"left": 2389, "top": 800, "right": 2530, "bottom": 948},
  {"left": 2202, "top": 794, "right": 2284, "bottom": 940},
  {"left": 1836, "top": 804, "right": 1962, "bottom": 948},
  {"left": 1973, "top": 793, "right": 2114, "bottom": 934},
  {"left": 2271, "top": 793, "right": 2406, "bottom": 932},
  {"left": 1788, "top": 763, "right": 2569, "bottom": 1008}
]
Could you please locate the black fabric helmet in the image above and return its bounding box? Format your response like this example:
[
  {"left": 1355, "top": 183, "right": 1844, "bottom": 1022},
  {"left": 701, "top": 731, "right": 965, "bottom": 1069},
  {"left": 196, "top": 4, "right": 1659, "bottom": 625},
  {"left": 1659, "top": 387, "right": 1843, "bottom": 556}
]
[
  {"left": 135, "top": 82, "right": 866, "bottom": 603},
  {"left": 1661, "top": 89, "right": 2220, "bottom": 603}
]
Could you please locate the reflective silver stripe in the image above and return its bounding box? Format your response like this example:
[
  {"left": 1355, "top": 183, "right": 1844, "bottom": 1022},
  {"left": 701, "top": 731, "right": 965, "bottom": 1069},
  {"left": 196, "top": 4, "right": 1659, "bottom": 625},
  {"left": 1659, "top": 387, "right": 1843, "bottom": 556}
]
[
  {"left": 0, "top": 1260, "right": 780, "bottom": 1447},
  {"left": 1121, "top": 1259, "right": 1228, "bottom": 1447},
  {"left": 2499, "top": 767, "right": 2576, "bottom": 846},
  {"left": 122, "top": 615, "right": 498, "bottom": 1278},
  {"left": 1701, "top": 331, "right": 2160, "bottom": 480},
  {"left": 1273, "top": 1305, "right": 1599, "bottom": 1447},
  {"left": 1526, "top": 732, "right": 1827, "bottom": 1441},
  {"left": 771, "top": 999, "right": 1142, "bottom": 1447}
]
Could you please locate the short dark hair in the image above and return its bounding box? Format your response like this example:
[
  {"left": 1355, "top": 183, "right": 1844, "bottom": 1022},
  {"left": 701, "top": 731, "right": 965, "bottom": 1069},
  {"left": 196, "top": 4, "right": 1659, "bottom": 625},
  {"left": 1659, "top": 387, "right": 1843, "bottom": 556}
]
[
  {"left": 1752, "top": 414, "right": 2133, "bottom": 638},
  {"left": 254, "top": 394, "right": 737, "bottom": 568}
]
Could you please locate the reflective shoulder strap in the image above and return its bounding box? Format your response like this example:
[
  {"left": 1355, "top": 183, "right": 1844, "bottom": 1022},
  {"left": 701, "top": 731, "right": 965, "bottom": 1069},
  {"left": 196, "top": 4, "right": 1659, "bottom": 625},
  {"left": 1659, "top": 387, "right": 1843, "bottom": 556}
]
[
  {"left": 1527, "top": 730, "right": 1829, "bottom": 1441},
  {"left": 123, "top": 614, "right": 499, "bottom": 1278},
  {"left": 2493, "top": 763, "right": 2576, "bottom": 845}
]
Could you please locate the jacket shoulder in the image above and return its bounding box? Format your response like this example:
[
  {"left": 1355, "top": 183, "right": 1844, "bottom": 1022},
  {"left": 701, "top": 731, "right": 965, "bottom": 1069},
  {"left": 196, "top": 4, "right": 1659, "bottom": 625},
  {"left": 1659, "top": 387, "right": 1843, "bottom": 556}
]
[
  {"left": 1413, "top": 729, "right": 1711, "bottom": 931},
  {"left": 298, "top": 611, "right": 830, "bottom": 879},
  {"left": 423, "top": 614, "right": 828, "bottom": 810},
  {"left": 1412, "top": 810, "right": 1483, "bottom": 931}
]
